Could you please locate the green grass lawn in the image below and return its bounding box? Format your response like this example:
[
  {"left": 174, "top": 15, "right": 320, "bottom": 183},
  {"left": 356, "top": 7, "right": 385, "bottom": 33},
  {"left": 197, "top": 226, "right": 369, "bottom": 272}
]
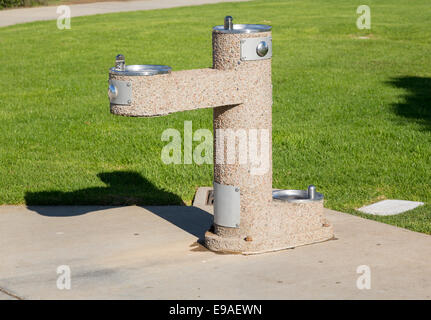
[{"left": 0, "top": 0, "right": 430, "bottom": 233}]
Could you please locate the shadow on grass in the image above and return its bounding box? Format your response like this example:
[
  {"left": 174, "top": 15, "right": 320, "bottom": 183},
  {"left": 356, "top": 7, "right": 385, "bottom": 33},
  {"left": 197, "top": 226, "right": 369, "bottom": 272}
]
[
  {"left": 25, "top": 171, "right": 212, "bottom": 239},
  {"left": 25, "top": 171, "right": 186, "bottom": 206},
  {"left": 388, "top": 76, "right": 431, "bottom": 130}
]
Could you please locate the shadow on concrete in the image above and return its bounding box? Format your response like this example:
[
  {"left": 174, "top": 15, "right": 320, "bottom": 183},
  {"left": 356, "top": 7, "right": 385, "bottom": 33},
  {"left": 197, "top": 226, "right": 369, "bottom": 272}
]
[
  {"left": 387, "top": 76, "right": 431, "bottom": 130},
  {"left": 25, "top": 205, "right": 116, "bottom": 217},
  {"left": 25, "top": 171, "right": 213, "bottom": 239},
  {"left": 140, "top": 206, "right": 212, "bottom": 240}
]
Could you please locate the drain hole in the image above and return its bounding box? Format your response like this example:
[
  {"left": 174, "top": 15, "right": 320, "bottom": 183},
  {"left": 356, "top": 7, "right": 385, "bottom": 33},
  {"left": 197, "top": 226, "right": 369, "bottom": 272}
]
[{"left": 206, "top": 190, "right": 214, "bottom": 205}]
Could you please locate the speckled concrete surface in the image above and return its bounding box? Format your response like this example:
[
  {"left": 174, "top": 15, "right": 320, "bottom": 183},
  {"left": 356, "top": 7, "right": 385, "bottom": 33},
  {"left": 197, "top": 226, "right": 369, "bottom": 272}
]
[
  {"left": 201, "top": 187, "right": 333, "bottom": 254},
  {"left": 207, "top": 28, "right": 333, "bottom": 253},
  {"left": 111, "top": 68, "right": 253, "bottom": 117},
  {"left": 209, "top": 29, "right": 274, "bottom": 251},
  {"left": 109, "top": 24, "right": 333, "bottom": 253}
]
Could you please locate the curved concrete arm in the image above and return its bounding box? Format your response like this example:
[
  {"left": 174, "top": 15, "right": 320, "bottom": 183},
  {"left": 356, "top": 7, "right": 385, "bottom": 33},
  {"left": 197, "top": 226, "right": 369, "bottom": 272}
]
[{"left": 110, "top": 68, "right": 256, "bottom": 117}]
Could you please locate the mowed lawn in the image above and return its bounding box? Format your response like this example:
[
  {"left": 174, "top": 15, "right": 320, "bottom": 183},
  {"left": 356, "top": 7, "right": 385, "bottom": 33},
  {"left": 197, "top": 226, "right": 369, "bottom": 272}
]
[{"left": 0, "top": 0, "right": 430, "bottom": 233}]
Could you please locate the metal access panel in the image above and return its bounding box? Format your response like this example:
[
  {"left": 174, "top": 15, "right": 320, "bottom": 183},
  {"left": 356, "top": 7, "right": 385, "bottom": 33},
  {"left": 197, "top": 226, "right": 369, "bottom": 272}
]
[
  {"left": 213, "top": 182, "right": 240, "bottom": 228},
  {"left": 108, "top": 79, "right": 132, "bottom": 105},
  {"left": 240, "top": 36, "right": 272, "bottom": 61}
]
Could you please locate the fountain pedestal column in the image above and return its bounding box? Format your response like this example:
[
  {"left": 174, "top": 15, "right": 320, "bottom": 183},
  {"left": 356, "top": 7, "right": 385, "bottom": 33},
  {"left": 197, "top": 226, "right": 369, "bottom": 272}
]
[{"left": 204, "top": 19, "right": 333, "bottom": 254}]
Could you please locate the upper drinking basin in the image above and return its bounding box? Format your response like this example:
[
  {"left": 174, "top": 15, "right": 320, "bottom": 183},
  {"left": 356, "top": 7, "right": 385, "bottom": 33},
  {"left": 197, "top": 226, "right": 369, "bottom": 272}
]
[{"left": 213, "top": 24, "right": 272, "bottom": 34}]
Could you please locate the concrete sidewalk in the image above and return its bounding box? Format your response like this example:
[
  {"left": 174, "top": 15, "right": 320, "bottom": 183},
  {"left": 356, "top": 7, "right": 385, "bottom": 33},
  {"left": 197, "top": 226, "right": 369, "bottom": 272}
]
[
  {"left": 0, "top": 0, "right": 250, "bottom": 28},
  {"left": 0, "top": 204, "right": 430, "bottom": 299}
]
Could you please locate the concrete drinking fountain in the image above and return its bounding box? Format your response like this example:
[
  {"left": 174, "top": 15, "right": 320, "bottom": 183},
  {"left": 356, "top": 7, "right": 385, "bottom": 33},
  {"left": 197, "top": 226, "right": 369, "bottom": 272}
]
[{"left": 108, "top": 16, "right": 334, "bottom": 254}]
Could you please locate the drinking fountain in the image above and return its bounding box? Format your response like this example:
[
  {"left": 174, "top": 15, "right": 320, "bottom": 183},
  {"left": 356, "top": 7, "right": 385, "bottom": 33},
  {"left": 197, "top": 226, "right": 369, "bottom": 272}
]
[{"left": 108, "top": 16, "right": 334, "bottom": 254}]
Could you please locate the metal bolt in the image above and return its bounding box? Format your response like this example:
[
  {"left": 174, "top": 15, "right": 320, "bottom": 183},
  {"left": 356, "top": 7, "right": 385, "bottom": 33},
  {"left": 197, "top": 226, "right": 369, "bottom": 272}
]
[
  {"left": 256, "top": 41, "right": 269, "bottom": 57},
  {"left": 127, "top": 82, "right": 131, "bottom": 87},
  {"left": 115, "top": 54, "right": 125, "bottom": 71},
  {"left": 127, "top": 100, "right": 132, "bottom": 104},
  {"left": 308, "top": 185, "right": 316, "bottom": 200},
  {"left": 235, "top": 188, "right": 239, "bottom": 192},
  {"left": 224, "top": 16, "right": 233, "bottom": 30}
]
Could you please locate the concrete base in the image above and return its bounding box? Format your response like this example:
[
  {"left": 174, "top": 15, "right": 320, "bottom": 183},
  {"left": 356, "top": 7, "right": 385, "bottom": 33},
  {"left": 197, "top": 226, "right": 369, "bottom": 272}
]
[
  {"left": 205, "top": 228, "right": 333, "bottom": 255},
  {"left": 194, "top": 187, "right": 334, "bottom": 254}
]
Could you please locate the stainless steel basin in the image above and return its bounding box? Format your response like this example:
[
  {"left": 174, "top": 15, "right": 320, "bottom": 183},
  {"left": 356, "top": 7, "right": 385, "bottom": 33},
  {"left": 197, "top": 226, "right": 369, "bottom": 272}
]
[
  {"left": 273, "top": 186, "right": 323, "bottom": 203},
  {"left": 110, "top": 64, "right": 172, "bottom": 76}
]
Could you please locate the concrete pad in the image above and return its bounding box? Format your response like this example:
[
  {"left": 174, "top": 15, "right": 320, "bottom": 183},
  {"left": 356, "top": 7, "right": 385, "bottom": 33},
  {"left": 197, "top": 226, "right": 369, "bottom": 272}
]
[
  {"left": 1, "top": 204, "right": 431, "bottom": 299},
  {"left": 0, "top": 0, "right": 250, "bottom": 28},
  {"left": 358, "top": 199, "right": 424, "bottom": 216}
]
